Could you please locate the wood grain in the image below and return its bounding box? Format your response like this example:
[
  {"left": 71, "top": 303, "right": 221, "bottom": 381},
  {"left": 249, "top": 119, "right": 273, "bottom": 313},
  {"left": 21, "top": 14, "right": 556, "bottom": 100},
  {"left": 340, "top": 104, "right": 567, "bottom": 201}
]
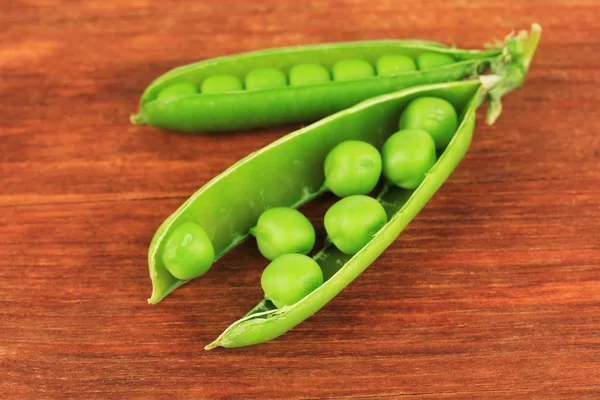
[{"left": 1, "top": 0, "right": 599, "bottom": 398}]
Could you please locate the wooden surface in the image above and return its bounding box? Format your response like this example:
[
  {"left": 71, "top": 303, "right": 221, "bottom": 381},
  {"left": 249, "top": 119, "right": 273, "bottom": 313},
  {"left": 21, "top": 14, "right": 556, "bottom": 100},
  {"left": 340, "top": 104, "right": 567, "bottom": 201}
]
[{"left": 1, "top": 1, "right": 599, "bottom": 398}]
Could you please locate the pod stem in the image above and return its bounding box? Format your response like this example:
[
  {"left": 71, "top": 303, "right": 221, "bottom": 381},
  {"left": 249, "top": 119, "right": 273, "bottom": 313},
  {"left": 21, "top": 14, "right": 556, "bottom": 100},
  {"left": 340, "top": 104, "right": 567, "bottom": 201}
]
[{"left": 484, "top": 23, "right": 542, "bottom": 124}]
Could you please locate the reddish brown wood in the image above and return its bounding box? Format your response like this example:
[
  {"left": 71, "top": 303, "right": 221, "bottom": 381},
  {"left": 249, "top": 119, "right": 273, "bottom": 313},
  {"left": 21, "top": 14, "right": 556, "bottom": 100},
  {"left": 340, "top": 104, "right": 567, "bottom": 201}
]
[{"left": 1, "top": 1, "right": 599, "bottom": 398}]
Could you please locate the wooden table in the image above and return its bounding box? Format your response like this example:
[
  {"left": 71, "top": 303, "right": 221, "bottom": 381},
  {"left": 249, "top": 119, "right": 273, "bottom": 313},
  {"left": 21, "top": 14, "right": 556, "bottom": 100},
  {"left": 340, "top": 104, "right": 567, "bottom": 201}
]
[{"left": 2, "top": 1, "right": 599, "bottom": 398}]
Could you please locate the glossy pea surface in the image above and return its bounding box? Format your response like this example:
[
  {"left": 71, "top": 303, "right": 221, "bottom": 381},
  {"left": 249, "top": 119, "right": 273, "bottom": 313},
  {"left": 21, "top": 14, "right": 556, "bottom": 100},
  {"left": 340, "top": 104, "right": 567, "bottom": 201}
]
[
  {"left": 332, "top": 59, "right": 375, "bottom": 81},
  {"left": 201, "top": 74, "right": 243, "bottom": 94},
  {"left": 417, "top": 52, "right": 456, "bottom": 70},
  {"left": 156, "top": 82, "right": 199, "bottom": 101},
  {"left": 399, "top": 96, "right": 458, "bottom": 149},
  {"left": 324, "top": 195, "right": 388, "bottom": 255},
  {"left": 324, "top": 140, "right": 382, "bottom": 197},
  {"left": 161, "top": 222, "right": 214, "bottom": 280},
  {"left": 245, "top": 67, "right": 287, "bottom": 90},
  {"left": 251, "top": 207, "right": 316, "bottom": 260},
  {"left": 382, "top": 129, "right": 437, "bottom": 189},
  {"left": 289, "top": 63, "right": 331, "bottom": 86},
  {"left": 261, "top": 254, "right": 324, "bottom": 308},
  {"left": 376, "top": 55, "right": 417, "bottom": 76}
]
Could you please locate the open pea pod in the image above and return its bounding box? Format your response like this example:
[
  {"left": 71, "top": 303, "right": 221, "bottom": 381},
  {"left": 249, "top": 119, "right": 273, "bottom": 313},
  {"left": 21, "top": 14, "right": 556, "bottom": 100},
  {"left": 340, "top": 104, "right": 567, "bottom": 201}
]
[{"left": 131, "top": 29, "right": 530, "bottom": 132}]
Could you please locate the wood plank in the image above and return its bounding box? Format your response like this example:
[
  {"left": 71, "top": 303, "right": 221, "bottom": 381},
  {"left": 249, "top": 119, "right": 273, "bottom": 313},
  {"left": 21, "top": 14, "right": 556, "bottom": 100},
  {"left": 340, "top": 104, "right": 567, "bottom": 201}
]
[{"left": 1, "top": 0, "right": 599, "bottom": 398}]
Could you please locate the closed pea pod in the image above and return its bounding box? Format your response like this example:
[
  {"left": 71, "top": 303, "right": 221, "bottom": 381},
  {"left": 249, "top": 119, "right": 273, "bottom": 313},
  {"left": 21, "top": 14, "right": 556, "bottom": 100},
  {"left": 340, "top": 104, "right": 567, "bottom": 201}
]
[
  {"left": 130, "top": 34, "right": 529, "bottom": 132},
  {"left": 144, "top": 25, "right": 541, "bottom": 347}
]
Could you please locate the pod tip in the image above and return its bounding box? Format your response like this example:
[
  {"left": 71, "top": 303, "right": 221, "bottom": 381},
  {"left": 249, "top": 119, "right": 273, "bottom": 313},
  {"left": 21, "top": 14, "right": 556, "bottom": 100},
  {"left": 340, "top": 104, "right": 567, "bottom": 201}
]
[
  {"left": 204, "top": 341, "right": 219, "bottom": 350},
  {"left": 130, "top": 112, "right": 145, "bottom": 126},
  {"left": 148, "top": 292, "right": 160, "bottom": 305}
]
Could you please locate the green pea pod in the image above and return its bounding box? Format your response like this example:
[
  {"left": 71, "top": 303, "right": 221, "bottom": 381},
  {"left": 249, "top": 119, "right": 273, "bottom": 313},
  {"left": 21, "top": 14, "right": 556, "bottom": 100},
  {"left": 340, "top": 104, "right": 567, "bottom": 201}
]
[
  {"left": 131, "top": 33, "right": 523, "bottom": 132},
  {"left": 146, "top": 25, "right": 540, "bottom": 348}
]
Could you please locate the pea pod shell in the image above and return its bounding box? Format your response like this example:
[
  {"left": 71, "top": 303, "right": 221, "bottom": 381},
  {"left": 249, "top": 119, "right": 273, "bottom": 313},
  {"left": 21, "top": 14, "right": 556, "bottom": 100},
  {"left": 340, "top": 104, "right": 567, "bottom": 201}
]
[{"left": 132, "top": 40, "right": 501, "bottom": 132}]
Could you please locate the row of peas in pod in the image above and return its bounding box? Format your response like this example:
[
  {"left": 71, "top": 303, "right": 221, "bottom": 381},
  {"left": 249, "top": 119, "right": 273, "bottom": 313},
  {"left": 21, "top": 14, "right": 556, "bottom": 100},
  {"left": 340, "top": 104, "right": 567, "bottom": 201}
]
[
  {"left": 156, "top": 52, "right": 456, "bottom": 101},
  {"left": 159, "top": 94, "right": 458, "bottom": 309}
]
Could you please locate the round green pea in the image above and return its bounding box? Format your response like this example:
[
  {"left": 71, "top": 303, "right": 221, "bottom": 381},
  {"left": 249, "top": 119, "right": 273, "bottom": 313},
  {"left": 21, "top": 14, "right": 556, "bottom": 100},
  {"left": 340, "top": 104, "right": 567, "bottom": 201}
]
[
  {"left": 324, "top": 140, "right": 382, "bottom": 198},
  {"left": 376, "top": 55, "right": 417, "bottom": 76},
  {"left": 261, "top": 253, "right": 323, "bottom": 308},
  {"left": 289, "top": 63, "right": 331, "bottom": 86},
  {"left": 156, "top": 82, "right": 199, "bottom": 101},
  {"left": 382, "top": 129, "right": 436, "bottom": 189},
  {"left": 332, "top": 59, "right": 375, "bottom": 81},
  {"left": 398, "top": 96, "right": 458, "bottom": 149},
  {"left": 251, "top": 207, "right": 315, "bottom": 261},
  {"left": 324, "top": 195, "right": 388, "bottom": 255},
  {"left": 245, "top": 67, "right": 287, "bottom": 90},
  {"left": 416, "top": 52, "right": 456, "bottom": 70},
  {"left": 201, "top": 74, "right": 243, "bottom": 94},
  {"left": 162, "top": 222, "right": 214, "bottom": 280}
]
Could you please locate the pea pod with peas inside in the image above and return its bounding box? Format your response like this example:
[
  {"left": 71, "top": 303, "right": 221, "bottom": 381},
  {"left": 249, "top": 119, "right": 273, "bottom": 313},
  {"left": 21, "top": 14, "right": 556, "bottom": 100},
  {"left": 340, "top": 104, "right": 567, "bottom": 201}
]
[
  {"left": 146, "top": 25, "right": 540, "bottom": 348},
  {"left": 131, "top": 29, "right": 531, "bottom": 132}
]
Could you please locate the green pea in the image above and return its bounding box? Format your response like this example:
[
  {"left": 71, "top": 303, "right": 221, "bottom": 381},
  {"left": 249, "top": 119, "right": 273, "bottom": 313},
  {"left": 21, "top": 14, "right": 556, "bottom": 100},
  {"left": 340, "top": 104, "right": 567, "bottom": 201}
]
[
  {"left": 324, "top": 140, "right": 382, "bottom": 198},
  {"left": 156, "top": 82, "right": 199, "bottom": 101},
  {"left": 289, "top": 63, "right": 331, "bottom": 86},
  {"left": 416, "top": 52, "right": 456, "bottom": 70},
  {"left": 245, "top": 67, "right": 287, "bottom": 90},
  {"left": 161, "top": 222, "right": 214, "bottom": 280},
  {"left": 382, "top": 129, "right": 436, "bottom": 189},
  {"left": 324, "top": 195, "right": 388, "bottom": 255},
  {"left": 261, "top": 253, "right": 324, "bottom": 308},
  {"left": 201, "top": 74, "right": 243, "bottom": 94},
  {"left": 332, "top": 59, "right": 375, "bottom": 81},
  {"left": 398, "top": 96, "right": 458, "bottom": 149},
  {"left": 376, "top": 55, "right": 417, "bottom": 76},
  {"left": 250, "top": 207, "right": 315, "bottom": 261}
]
